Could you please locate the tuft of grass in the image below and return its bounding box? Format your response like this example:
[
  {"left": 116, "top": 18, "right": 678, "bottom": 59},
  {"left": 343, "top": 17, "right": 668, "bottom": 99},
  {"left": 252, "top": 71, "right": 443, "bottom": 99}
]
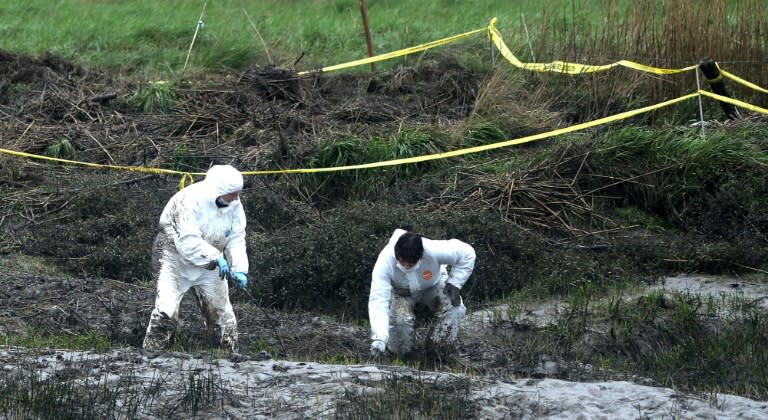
[
  {"left": 300, "top": 130, "right": 446, "bottom": 202},
  {"left": 4, "top": 328, "right": 112, "bottom": 351},
  {"left": 334, "top": 372, "right": 474, "bottom": 419},
  {"left": 43, "top": 139, "right": 77, "bottom": 160},
  {"left": 127, "top": 81, "right": 177, "bottom": 113},
  {"left": 170, "top": 144, "right": 209, "bottom": 172},
  {"left": 0, "top": 255, "right": 70, "bottom": 277},
  {"left": 614, "top": 206, "right": 674, "bottom": 232},
  {"left": 0, "top": 354, "right": 234, "bottom": 419},
  {"left": 0, "top": 368, "right": 122, "bottom": 419},
  {"left": 590, "top": 125, "right": 768, "bottom": 234}
]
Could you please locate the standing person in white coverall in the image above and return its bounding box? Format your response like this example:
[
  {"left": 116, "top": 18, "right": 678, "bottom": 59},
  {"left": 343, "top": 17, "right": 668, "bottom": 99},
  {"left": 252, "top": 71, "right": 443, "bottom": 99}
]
[
  {"left": 143, "top": 165, "right": 249, "bottom": 353},
  {"left": 369, "top": 229, "right": 476, "bottom": 357}
]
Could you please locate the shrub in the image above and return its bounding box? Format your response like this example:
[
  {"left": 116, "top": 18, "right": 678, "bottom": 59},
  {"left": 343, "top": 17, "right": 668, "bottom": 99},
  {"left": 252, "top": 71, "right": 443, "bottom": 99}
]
[
  {"left": 23, "top": 176, "right": 170, "bottom": 281},
  {"left": 245, "top": 201, "right": 660, "bottom": 319}
]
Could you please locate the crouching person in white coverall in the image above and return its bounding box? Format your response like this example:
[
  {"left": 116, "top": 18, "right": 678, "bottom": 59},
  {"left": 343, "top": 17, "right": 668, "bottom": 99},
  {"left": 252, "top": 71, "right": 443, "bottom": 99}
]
[
  {"left": 143, "top": 165, "right": 249, "bottom": 353},
  {"left": 368, "top": 229, "right": 476, "bottom": 358}
]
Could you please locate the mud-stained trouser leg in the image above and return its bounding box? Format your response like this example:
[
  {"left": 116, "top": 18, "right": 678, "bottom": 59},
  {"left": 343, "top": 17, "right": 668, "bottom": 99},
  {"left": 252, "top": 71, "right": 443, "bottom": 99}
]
[
  {"left": 193, "top": 278, "right": 239, "bottom": 353},
  {"left": 428, "top": 294, "right": 466, "bottom": 351},
  {"left": 423, "top": 268, "right": 466, "bottom": 352},
  {"left": 388, "top": 295, "right": 415, "bottom": 356},
  {"left": 143, "top": 262, "right": 188, "bottom": 351}
]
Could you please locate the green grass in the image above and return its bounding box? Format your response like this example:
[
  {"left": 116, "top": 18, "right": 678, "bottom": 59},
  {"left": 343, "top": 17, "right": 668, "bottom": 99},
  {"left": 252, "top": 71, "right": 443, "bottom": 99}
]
[
  {"left": 334, "top": 372, "right": 473, "bottom": 419},
  {"left": 126, "top": 81, "right": 178, "bottom": 112},
  {"left": 4, "top": 328, "right": 113, "bottom": 351},
  {"left": 6, "top": 0, "right": 763, "bottom": 84},
  {"left": 0, "top": 255, "right": 71, "bottom": 277},
  {"left": 484, "top": 286, "right": 768, "bottom": 400},
  {"left": 0, "top": 0, "right": 531, "bottom": 78}
]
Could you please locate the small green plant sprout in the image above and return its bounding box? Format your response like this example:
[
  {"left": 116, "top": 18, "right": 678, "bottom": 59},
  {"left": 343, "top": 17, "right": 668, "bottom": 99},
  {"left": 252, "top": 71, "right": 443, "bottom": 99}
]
[
  {"left": 43, "top": 139, "right": 77, "bottom": 160},
  {"left": 129, "top": 80, "right": 177, "bottom": 113}
]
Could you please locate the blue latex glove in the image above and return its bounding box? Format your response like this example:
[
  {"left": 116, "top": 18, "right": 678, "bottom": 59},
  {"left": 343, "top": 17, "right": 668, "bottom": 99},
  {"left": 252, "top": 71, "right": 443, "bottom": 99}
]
[
  {"left": 217, "top": 256, "right": 230, "bottom": 280},
  {"left": 231, "top": 271, "right": 248, "bottom": 288}
]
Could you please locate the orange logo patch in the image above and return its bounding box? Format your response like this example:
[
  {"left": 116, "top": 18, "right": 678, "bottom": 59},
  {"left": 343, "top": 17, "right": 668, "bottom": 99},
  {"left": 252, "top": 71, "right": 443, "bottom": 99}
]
[{"left": 422, "top": 270, "right": 433, "bottom": 281}]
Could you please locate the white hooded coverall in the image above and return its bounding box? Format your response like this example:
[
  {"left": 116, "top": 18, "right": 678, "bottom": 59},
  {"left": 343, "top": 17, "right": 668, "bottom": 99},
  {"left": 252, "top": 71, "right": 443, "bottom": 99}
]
[
  {"left": 368, "top": 229, "right": 476, "bottom": 355},
  {"left": 143, "top": 165, "right": 248, "bottom": 352}
]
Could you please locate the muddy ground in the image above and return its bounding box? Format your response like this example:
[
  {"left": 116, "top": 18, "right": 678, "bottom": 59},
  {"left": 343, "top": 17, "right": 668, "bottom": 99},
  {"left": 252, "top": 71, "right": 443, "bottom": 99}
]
[{"left": 2, "top": 269, "right": 768, "bottom": 418}]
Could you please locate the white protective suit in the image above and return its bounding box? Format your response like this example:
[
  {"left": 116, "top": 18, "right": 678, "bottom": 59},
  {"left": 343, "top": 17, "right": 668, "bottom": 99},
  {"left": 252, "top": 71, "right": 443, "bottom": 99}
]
[
  {"left": 143, "top": 165, "right": 248, "bottom": 353},
  {"left": 368, "top": 229, "right": 476, "bottom": 356}
]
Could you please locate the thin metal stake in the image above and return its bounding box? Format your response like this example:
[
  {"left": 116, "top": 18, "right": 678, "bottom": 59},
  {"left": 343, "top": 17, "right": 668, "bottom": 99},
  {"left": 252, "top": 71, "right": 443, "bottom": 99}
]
[
  {"left": 695, "top": 68, "right": 706, "bottom": 138},
  {"left": 521, "top": 13, "right": 536, "bottom": 62},
  {"left": 183, "top": 2, "right": 208, "bottom": 73}
]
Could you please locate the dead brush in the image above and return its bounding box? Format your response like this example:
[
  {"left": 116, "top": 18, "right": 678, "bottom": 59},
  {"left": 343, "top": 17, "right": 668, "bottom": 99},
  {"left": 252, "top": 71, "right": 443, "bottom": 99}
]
[
  {"left": 526, "top": 0, "right": 768, "bottom": 113},
  {"left": 468, "top": 68, "right": 561, "bottom": 138},
  {"left": 427, "top": 141, "right": 616, "bottom": 236}
]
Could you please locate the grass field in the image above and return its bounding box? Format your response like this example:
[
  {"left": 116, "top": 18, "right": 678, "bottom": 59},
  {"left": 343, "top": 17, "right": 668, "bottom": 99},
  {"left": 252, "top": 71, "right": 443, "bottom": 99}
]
[
  {"left": 2, "top": 0, "right": 530, "bottom": 77},
  {"left": 4, "top": 0, "right": 766, "bottom": 86}
]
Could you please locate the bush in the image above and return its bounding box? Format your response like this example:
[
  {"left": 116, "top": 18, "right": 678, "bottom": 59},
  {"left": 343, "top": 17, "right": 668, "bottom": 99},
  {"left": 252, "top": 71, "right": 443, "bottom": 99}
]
[
  {"left": 246, "top": 202, "right": 661, "bottom": 319},
  {"left": 24, "top": 176, "right": 170, "bottom": 281}
]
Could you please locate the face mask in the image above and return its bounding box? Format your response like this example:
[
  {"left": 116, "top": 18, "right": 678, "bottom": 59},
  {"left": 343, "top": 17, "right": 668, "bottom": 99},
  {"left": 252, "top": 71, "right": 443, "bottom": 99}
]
[{"left": 396, "top": 259, "right": 421, "bottom": 272}]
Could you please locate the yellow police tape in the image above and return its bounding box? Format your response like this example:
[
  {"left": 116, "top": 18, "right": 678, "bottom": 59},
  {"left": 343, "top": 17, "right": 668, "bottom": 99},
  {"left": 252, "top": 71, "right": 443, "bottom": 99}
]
[
  {"left": 297, "top": 17, "right": 768, "bottom": 95},
  {"left": 296, "top": 26, "right": 488, "bottom": 75},
  {"left": 721, "top": 70, "right": 768, "bottom": 95},
  {"left": 486, "top": 19, "right": 699, "bottom": 76},
  {"left": 0, "top": 148, "right": 204, "bottom": 188},
  {"left": 236, "top": 93, "right": 766, "bottom": 175},
  {"left": 699, "top": 90, "right": 768, "bottom": 114},
  {"left": 298, "top": 17, "right": 699, "bottom": 77},
  {"left": 1, "top": 90, "right": 767, "bottom": 184},
  {"left": 2, "top": 17, "right": 768, "bottom": 185}
]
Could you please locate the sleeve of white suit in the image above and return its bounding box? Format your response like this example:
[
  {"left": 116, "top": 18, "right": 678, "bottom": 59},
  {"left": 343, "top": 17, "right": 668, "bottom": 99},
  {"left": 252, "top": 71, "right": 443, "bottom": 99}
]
[
  {"left": 424, "top": 238, "right": 476, "bottom": 288},
  {"left": 368, "top": 250, "right": 393, "bottom": 343},
  {"left": 225, "top": 206, "right": 249, "bottom": 273}
]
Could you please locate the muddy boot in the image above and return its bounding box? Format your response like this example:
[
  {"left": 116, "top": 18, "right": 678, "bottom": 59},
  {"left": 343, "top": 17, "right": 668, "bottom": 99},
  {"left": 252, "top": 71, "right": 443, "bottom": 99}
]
[
  {"left": 193, "top": 286, "right": 239, "bottom": 354},
  {"left": 220, "top": 321, "right": 239, "bottom": 354},
  {"left": 143, "top": 310, "right": 177, "bottom": 351}
]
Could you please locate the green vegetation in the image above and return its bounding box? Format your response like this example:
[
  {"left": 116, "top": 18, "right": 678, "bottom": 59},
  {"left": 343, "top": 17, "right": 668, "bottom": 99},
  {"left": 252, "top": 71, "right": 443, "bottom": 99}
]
[
  {"left": 4, "top": 328, "right": 112, "bottom": 351},
  {"left": 2, "top": 1, "right": 765, "bottom": 98},
  {"left": 126, "top": 81, "right": 178, "bottom": 113},
  {"left": 0, "top": 0, "right": 521, "bottom": 77},
  {"left": 552, "top": 288, "right": 768, "bottom": 399},
  {"left": 335, "top": 373, "right": 473, "bottom": 419},
  {"left": 43, "top": 139, "right": 77, "bottom": 160},
  {"left": 300, "top": 129, "right": 447, "bottom": 200},
  {"left": 0, "top": 359, "right": 228, "bottom": 419}
]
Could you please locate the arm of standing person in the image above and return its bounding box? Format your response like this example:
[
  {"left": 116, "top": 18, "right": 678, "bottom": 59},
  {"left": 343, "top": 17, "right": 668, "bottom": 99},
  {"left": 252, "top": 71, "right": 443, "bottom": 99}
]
[{"left": 224, "top": 205, "right": 249, "bottom": 274}]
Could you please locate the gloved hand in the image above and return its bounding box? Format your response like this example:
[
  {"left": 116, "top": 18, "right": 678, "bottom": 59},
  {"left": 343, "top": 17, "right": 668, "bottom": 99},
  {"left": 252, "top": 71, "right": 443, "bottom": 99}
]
[
  {"left": 370, "top": 339, "right": 386, "bottom": 356},
  {"left": 217, "top": 256, "right": 230, "bottom": 280},
  {"left": 444, "top": 282, "right": 461, "bottom": 307},
  {"left": 230, "top": 271, "right": 248, "bottom": 288}
]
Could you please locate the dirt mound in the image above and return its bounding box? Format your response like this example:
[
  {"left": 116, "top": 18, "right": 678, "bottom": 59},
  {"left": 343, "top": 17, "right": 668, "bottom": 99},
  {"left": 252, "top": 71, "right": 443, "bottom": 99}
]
[{"left": 0, "top": 50, "right": 478, "bottom": 169}]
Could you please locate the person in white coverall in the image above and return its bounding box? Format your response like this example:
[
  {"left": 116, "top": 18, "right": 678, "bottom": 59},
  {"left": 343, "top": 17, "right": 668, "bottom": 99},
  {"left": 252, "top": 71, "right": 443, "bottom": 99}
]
[
  {"left": 369, "top": 229, "right": 476, "bottom": 357},
  {"left": 143, "top": 165, "right": 249, "bottom": 353}
]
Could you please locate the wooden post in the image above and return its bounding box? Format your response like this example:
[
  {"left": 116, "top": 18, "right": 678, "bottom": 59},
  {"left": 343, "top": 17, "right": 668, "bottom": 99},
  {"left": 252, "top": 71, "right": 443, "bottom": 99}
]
[
  {"left": 698, "top": 58, "right": 741, "bottom": 120},
  {"left": 359, "top": 0, "right": 376, "bottom": 73}
]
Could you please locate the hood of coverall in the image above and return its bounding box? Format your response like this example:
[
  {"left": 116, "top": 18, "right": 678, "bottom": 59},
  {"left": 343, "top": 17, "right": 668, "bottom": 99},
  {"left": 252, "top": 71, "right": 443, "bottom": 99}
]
[{"left": 203, "top": 165, "right": 243, "bottom": 197}]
